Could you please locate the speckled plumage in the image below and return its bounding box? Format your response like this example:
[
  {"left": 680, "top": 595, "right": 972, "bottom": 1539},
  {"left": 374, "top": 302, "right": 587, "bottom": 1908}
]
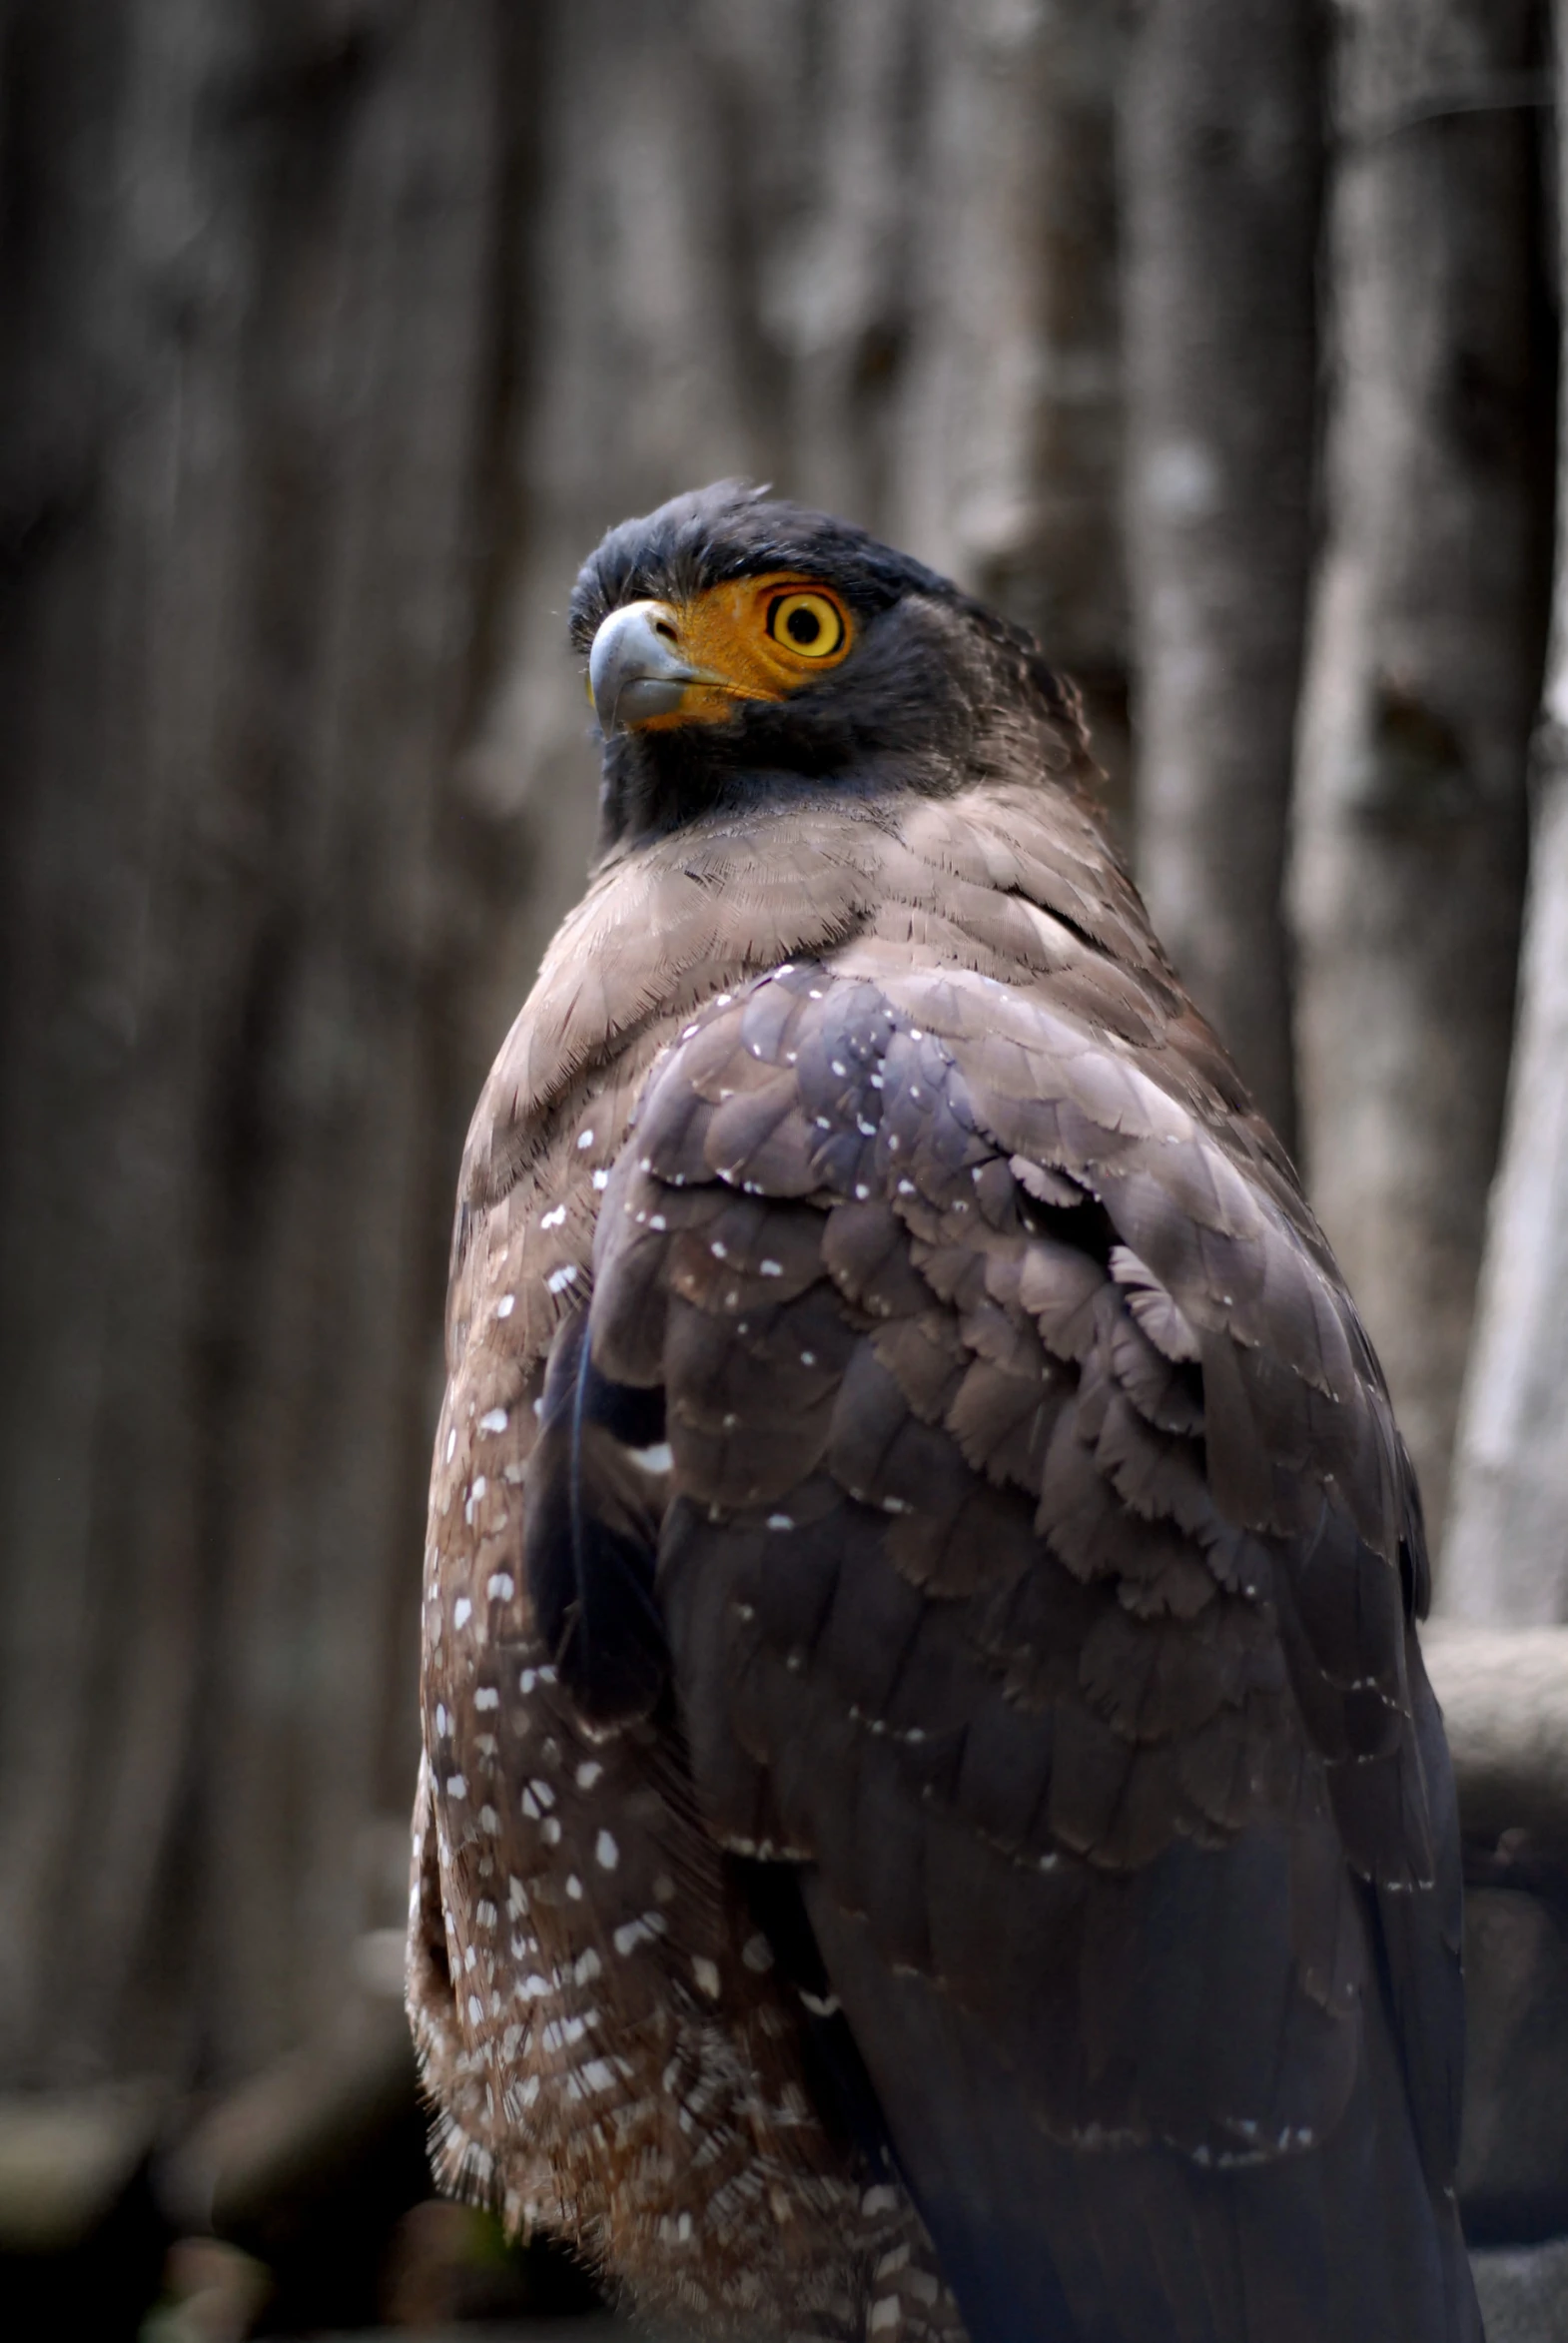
[{"left": 408, "top": 485, "right": 1481, "bottom": 2343}]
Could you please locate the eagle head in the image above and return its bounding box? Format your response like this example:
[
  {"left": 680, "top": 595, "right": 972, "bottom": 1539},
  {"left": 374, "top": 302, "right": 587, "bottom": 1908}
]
[{"left": 568, "top": 480, "right": 1087, "bottom": 853}]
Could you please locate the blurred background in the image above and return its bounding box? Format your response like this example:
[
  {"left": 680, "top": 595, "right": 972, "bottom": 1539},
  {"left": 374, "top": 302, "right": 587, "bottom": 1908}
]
[{"left": 4, "top": 0, "right": 1568, "bottom": 2334}]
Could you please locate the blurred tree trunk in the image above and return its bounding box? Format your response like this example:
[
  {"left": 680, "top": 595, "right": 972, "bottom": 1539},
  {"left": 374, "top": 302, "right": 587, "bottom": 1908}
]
[
  {"left": 1289, "top": 0, "right": 1553, "bottom": 1546},
  {"left": 895, "top": 0, "right": 1130, "bottom": 823},
  {"left": 1121, "top": 0, "right": 1323, "bottom": 1148},
  {"left": 1442, "top": 0, "right": 1568, "bottom": 1624},
  {"left": 0, "top": 0, "right": 516, "bottom": 2086}
]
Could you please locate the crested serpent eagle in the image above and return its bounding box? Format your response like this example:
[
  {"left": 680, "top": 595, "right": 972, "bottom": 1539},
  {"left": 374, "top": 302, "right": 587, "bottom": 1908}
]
[{"left": 407, "top": 483, "right": 1481, "bottom": 2343}]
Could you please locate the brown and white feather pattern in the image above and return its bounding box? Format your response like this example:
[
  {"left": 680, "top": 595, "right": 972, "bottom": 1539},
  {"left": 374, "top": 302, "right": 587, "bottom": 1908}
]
[{"left": 409, "top": 773, "right": 1465, "bottom": 2341}]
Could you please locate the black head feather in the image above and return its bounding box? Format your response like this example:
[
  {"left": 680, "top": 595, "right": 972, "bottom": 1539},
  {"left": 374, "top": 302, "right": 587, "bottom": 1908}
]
[
  {"left": 568, "top": 481, "right": 1088, "bottom": 855},
  {"left": 568, "top": 479, "right": 948, "bottom": 643}
]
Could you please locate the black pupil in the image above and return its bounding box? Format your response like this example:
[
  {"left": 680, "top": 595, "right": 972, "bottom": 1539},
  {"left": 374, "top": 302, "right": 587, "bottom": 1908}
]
[{"left": 786, "top": 604, "right": 823, "bottom": 646}]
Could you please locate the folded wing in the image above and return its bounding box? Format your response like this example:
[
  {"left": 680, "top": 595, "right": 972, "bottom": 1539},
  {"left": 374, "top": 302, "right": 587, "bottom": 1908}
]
[{"left": 567, "top": 955, "right": 1477, "bottom": 2343}]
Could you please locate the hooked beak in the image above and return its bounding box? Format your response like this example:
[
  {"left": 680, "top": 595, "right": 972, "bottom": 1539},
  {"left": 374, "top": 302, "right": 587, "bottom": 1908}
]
[{"left": 588, "top": 600, "right": 703, "bottom": 735}]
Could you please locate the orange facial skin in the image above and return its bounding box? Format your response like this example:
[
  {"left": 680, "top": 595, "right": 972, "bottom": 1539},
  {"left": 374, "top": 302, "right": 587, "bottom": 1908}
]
[{"left": 610, "top": 573, "right": 854, "bottom": 729}]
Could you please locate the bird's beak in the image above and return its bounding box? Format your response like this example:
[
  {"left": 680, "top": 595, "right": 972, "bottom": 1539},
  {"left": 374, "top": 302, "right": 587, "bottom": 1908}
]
[{"left": 589, "top": 600, "right": 708, "bottom": 735}]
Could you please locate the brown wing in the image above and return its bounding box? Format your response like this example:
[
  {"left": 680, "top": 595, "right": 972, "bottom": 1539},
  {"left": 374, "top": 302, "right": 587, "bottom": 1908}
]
[{"left": 581, "top": 955, "right": 1477, "bottom": 2343}]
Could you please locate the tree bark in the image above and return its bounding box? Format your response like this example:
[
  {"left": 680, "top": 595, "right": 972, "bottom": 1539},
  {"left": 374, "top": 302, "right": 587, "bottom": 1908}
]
[
  {"left": 1289, "top": 0, "right": 1553, "bottom": 1546},
  {"left": 893, "top": 0, "right": 1130, "bottom": 823},
  {"left": 1121, "top": 0, "right": 1323, "bottom": 1147},
  {"left": 1442, "top": 0, "right": 1568, "bottom": 1621},
  {"left": 0, "top": 0, "right": 511, "bottom": 2085}
]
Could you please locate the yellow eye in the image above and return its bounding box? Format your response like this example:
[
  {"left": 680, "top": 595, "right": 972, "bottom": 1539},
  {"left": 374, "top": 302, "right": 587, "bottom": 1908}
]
[{"left": 766, "top": 589, "right": 846, "bottom": 661}]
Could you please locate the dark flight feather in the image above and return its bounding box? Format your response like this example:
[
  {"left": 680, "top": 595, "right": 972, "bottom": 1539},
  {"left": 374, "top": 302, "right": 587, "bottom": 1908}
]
[{"left": 522, "top": 1305, "right": 668, "bottom": 1727}]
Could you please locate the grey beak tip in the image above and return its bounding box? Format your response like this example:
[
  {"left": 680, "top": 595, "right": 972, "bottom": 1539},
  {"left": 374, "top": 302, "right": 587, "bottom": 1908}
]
[{"left": 588, "top": 601, "right": 697, "bottom": 733}]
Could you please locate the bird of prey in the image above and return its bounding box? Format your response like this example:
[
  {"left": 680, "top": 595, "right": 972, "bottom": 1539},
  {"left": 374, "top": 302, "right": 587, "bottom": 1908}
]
[{"left": 407, "top": 482, "right": 1481, "bottom": 2343}]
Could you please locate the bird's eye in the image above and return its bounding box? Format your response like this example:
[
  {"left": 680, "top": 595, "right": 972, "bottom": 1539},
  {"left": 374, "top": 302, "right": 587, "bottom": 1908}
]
[{"left": 766, "top": 590, "right": 846, "bottom": 661}]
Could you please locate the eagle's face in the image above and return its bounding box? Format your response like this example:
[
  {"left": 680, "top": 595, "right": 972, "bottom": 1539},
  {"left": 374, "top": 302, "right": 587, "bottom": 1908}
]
[{"left": 568, "top": 480, "right": 1076, "bottom": 851}]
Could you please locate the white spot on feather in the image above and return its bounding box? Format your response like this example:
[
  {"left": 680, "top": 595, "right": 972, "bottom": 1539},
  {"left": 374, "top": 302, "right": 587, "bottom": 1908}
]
[
  {"left": 495, "top": 1294, "right": 514, "bottom": 1318},
  {"left": 692, "top": 1955, "right": 721, "bottom": 1998},
  {"left": 486, "top": 1571, "right": 514, "bottom": 1602},
  {"left": 479, "top": 1406, "right": 508, "bottom": 1433},
  {"left": 453, "top": 1597, "right": 472, "bottom": 1629},
  {"left": 546, "top": 1263, "right": 579, "bottom": 1294},
  {"left": 595, "top": 1829, "right": 619, "bottom": 1871}
]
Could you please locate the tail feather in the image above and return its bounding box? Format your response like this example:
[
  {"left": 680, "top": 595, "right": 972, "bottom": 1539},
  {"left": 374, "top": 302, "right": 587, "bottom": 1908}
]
[{"left": 807, "top": 1885, "right": 1483, "bottom": 2343}]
